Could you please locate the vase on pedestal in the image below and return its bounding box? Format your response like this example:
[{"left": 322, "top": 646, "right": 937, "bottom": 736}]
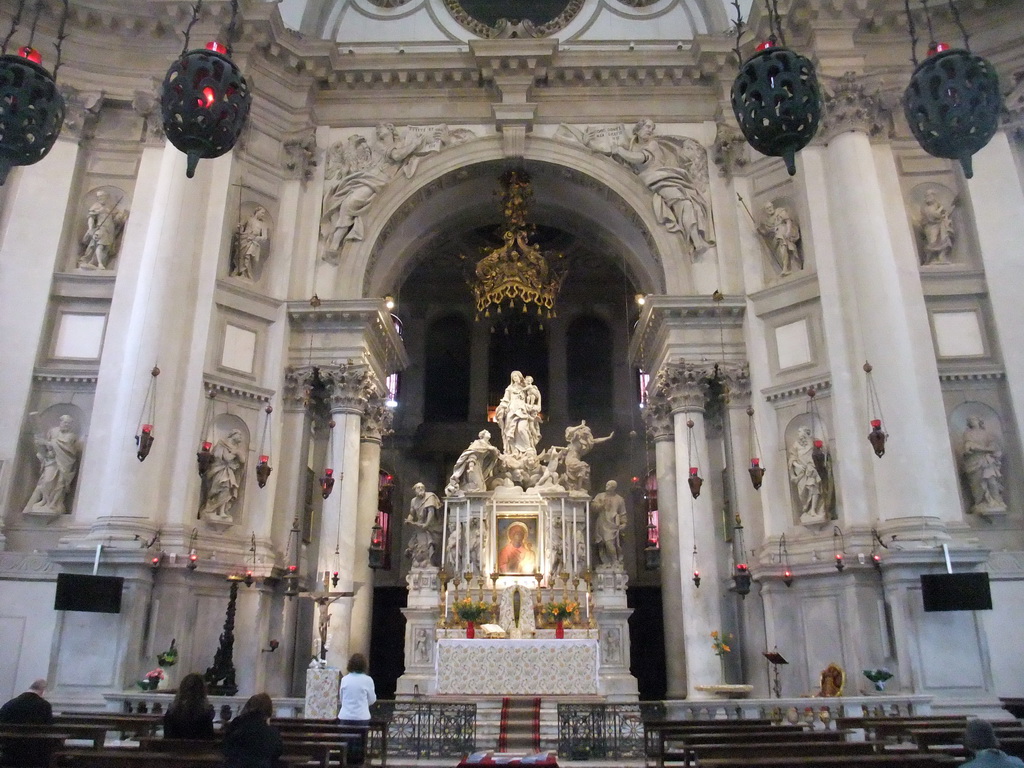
[
  {"left": 466, "top": 621, "right": 475, "bottom": 639},
  {"left": 555, "top": 621, "right": 564, "bottom": 639},
  {"left": 719, "top": 655, "right": 727, "bottom": 684}
]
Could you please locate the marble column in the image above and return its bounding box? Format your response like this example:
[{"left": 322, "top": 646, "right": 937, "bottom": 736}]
[
  {"left": 0, "top": 138, "right": 81, "bottom": 532},
  {"left": 348, "top": 394, "right": 391, "bottom": 658},
  {"left": 320, "top": 365, "right": 377, "bottom": 669},
  {"left": 801, "top": 94, "right": 961, "bottom": 523}
]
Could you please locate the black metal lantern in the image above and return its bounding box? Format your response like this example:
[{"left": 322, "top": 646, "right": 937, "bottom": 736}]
[
  {"left": 903, "top": 47, "right": 1000, "bottom": 179},
  {"left": 160, "top": 42, "right": 251, "bottom": 178},
  {"left": 731, "top": 42, "right": 822, "bottom": 176},
  {"left": 0, "top": 48, "right": 65, "bottom": 185}
]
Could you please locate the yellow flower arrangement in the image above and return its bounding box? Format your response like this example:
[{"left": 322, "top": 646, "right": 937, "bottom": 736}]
[
  {"left": 711, "top": 630, "right": 733, "bottom": 657},
  {"left": 543, "top": 600, "right": 579, "bottom": 623},
  {"left": 453, "top": 597, "right": 491, "bottom": 622}
]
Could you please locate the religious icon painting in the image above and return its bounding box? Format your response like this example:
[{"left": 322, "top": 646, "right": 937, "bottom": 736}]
[{"left": 495, "top": 515, "right": 540, "bottom": 575}]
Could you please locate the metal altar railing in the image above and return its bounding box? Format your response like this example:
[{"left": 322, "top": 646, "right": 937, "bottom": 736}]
[
  {"left": 557, "top": 703, "right": 646, "bottom": 760},
  {"left": 372, "top": 700, "right": 476, "bottom": 759}
]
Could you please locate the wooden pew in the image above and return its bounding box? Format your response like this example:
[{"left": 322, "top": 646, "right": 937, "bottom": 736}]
[
  {"left": 54, "top": 713, "right": 163, "bottom": 740},
  {"left": 644, "top": 720, "right": 809, "bottom": 766},
  {"left": 1, "top": 731, "right": 72, "bottom": 768},
  {"left": 138, "top": 736, "right": 338, "bottom": 768},
  {"left": 692, "top": 755, "right": 959, "bottom": 768},
  {"left": 57, "top": 746, "right": 317, "bottom": 767},
  {"left": 271, "top": 718, "right": 387, "bottom": 767}
]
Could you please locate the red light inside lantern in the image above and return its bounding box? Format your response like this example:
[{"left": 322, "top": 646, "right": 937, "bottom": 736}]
[
  {"left": 332, "top": 570, "right": 339, "bottom": 578},
  {"left": 198, "top": 86, "right": 216, "bottom": 108},
  {"left": 189, "top": 553, "right": 198, "bottom": 563},
  {"left": 813, "top": 440, "right": 823, "bottom": 448},
  {"left": 205, "top": 41, "right": 228, "bottom": 54},
  {"left": 872, "top": 554, "right": 881, "bottom": 564},
  {"left": 784, "top": 569, "right": 792, "bottom": 579},
  {"left": 142, "top": 424, "right": 153, "bottom": 434},
  {"left": 689, "top": 467, "right": 699, "bottom": 476},
  {"left": 751, "top": 458, "right": 760, "bottom": 467},
  {"left": 259, "top": 455, "right": 270, "bottom": 464},
  {"left": 870, "top": 419, "right": 881, "bottom": 428},
  {"left": 288, "top": 564, "right": 297, "bottom": 573},
  {"left": 202, "top": 441, "right": 212, "bottom": 451},
  {"left": 18, "top": 46, "right": 42, "bottom": 64},
  {"left": 755, "top": 40, "right": 775, "bottom": 52},
  {"left": 835, "top": 553, "right": 843, "bottom": 562},
  {"left": 693, "top": 570, "right": 700, "bottom": 578},
  {"left": 324, "top": 468, "right": 334, "bottom": 477},
  {"left": 927, "top": 42, "right": 951, "bottom": 56},
  {"left": 151, "top": 556, "right": 160, "bottom": 565},
  {"left": 736, "top": 563, "right": 749, "bottom": 572}
]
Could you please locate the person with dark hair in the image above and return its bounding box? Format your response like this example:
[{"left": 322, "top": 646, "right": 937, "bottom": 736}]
[
  {"left": 338, "top": 653, "right": 376, "bottom": 767},
  {"left": 222, "top": 693, "right": 283, "bottom": 768},
  {"left": 0, "top": 679, "right": 54, "bottom": 767},
  {"left": 162, "top": 672, "right": 215, "bottom": 740},
  {"left": 962, "top": 720, "right": 1024, "bottom": 767}
]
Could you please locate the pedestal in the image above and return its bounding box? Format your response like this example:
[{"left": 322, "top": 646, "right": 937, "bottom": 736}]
[{"left": 305, "top": 666, "right": 341, "bottom": 719}]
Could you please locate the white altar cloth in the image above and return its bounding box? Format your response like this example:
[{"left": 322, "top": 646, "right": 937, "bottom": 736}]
[{"left": 436, "top": 638, "right": 599, "bottom": 695}]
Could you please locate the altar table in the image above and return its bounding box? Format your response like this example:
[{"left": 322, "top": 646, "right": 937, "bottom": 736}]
[{"left": 437, "top": 638, "right": 598, "bottom": 695}]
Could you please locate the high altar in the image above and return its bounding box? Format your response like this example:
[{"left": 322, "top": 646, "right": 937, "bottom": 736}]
[{"left": 396, "top": 374, "right": 638, "bottom": 701}]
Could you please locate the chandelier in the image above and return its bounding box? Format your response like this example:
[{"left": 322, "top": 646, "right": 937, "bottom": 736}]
[{"left": 465, "top": 169, "right": 567, "bottom": 322}]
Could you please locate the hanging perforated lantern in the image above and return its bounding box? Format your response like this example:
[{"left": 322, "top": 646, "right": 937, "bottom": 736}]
[
  {"left": 903, "top": 46, "right": 1001, "bottom": 179},
  {"left": 160, "top": 42, "right": 251, "bottom": 178},
  {"left": 731, "top": 41, "right": 821, "bottom": 176},
  {"left": 0, "top": 48, "right": 66, "bottom": 185}
]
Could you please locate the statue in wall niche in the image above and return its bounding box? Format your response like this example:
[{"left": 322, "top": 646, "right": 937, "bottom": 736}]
[
  {"left": 23, "top": 414, "right": 82, "bottom": 516},
  {"left": 404, "top": 482, "right": 442, "bottom": 568},
  {"left": 914, "top": 189, "right": 956, "bottom": 265},
  {"left": 961, "top": 416, "right": 1007, "bottom": 514},
  {"left": 563, "top": 421, "right": 614, "bottom": 493},
  {"left": 230, "top": 206, "right": 270, "bottom": 280},
  {"left": 758, "top": 201, "right": 803, "bottom": 275},
  {"left": 78, "top": 190, "right": 128, "bottom": 270},
  {"left": 547, "top": 523, "right": 564, "bottom": 580},
  {"left": 788, "top": 426, "right": 831, "bottom": 525},
  {"left": 200, "top": 430, "right": 246, "bottom": 521},
  {"left": 445, "top": 430, "right": 502, "bottom": 496},
  {"left": 320, "top": 122, "right": 475, "bottom": 258},
  {"left": 560, "top": 118, "right": 715, "bottom": 257},
  {"left": 592, "top": 480, "right": 627, "bottom": 567},
  {"left": 495, "top": 371, "right": 542, "bottom": 457}
]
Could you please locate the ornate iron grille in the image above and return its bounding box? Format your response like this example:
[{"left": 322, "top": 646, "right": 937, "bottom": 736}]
[
  {"left": 372, "top": 700, "right": 476, "bottom": 759},
  {"left": 557, "top": 703, "right": 646, "bottom": 760}
]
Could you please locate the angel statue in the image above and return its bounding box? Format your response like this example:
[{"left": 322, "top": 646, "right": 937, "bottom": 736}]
[
  {"left": 563, "top": 119, "right": 715, "bottom": 257},
  {"left": 79, "top": 190, "right": 129, "bottom": 270}
]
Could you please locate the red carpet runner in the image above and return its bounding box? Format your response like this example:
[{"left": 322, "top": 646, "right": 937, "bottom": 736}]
[{"left": 497, "top": 697, "right": 542, "bottom": 752}]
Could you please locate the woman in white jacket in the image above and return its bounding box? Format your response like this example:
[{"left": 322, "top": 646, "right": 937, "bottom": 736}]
[{"left": 338, "top": 653, "right": 376, "bottom": 766}]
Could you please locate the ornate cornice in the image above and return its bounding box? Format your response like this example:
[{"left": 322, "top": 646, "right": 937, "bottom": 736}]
[
  {"left": 202, "top": 375, "right": 273, "bottom": 405},
  {"left": 763, "top": 377, "right": 831, "bottom": 403},
  {"left": 33, "top": 370, "right": 99, "bottom": 386},
  {"left": 937, "top": 369, "right": 1006, "bottom": 383},
  {"left": 0, "top": 551, "right": 59, "bottom": 580},
  {"left": 817, "top": 72, "right": 895, "bottom": 143}
]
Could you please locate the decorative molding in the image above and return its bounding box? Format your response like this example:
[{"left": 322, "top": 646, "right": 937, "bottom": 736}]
[
  {"left": 202, "top": 375, "right": 274, "bottom": 404},
  {"left": 987, "top": 551, "right": 1024, "bottom": 577},
  {"left": 938, "top": 369, "right": 1005, "bottom": 383},
  {"left": 650, "top": 361, "right": 718, "bottom": 414},
  {"left": 33, "top": 370, "right": 100, "bottom": 386},
  {"left": 718, "top": 361, "right": 752, "bottom": 404},
  {"left": 444, "top": 0, "right": 583, "bottom": 39},
  {"left": 361, "top": 391, "right": 394, "bottom": 442},
  {"left": 320, "top": 363, "right": 382, "bottom": 415},
  {"left": 59, "top": 86, "right": 104, "bottom": 141},
  {"left": 642, "top": 395, "right": 674, "bottom": 442},
  {"left": 1002, "top": 70, "right": 1024, "bottom": 141},
  {"left": 818, "top": 72, "right": 894, "bottom": 143},
  {"left": 763, "top": 378, "right": 832, "bottom": 403},
  {"left": 712, "top": 119, "right": 748, "bottom": 178},
  {"left": 0, "top": 551, "right": 59, "bottom": 580},
  {"left": 131, "top": 85, "right": 166, "bottom": 145},
  {"left": 281, "top": 129, "right": 318, "bottom": 181}
]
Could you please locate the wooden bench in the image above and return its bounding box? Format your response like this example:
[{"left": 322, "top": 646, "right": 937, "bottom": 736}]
[
  {"left": 54, "top": 713, "right": 163, "bottom": 739},
  {"left": 137, "top": 734, "right": 345, "bottom": 767},
  {"left": 691, "top": 753, "right": 959, "bottom": 768},
  {"left": 644, "top": 720, "right": 809, "bottom": 765},
  {"left": 835, "top": 716, "right": 970, "bottom": 742},
  {"left": 272, "top": 718, "right": 387, "bottom": 766},
  {"left": 57, "top": 746, "right": 316, "bottom": 767}
]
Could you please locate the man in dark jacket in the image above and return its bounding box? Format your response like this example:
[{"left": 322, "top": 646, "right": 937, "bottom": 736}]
[{"left": 0, "top": 679, "right": 55, "bottom": 767}]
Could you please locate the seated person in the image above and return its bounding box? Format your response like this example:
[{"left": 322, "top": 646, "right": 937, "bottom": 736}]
[
  {"left": 163, "top": 673, "right": 215, "bottom": 739},
  {"left": 222, "top": 693, "right": 283, "bottom": 768},
  {"left": 0, "top": 679, "right": 54, "bottom": 768},
  {"left": 962, "top": 720, "right": 1024, "bottom": 767}
]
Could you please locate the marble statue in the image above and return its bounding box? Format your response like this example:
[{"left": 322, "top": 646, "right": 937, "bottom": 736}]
[
  {"left": 788, "top": 426, "right": 827, "bottom": 524},
  {"left": 231, "top": 206, "right": 269, "bottom": 280},
  {"left": 404, "top": 482, "right": 442, "bottom": 568},
  {"left": 536, "top": 445, "right": 566, "bottom": 489},
  {"left": 78, "top": 190, "right": 128, "bottom": 270},
  {"left": 467, "top": 516, "right": 487, "bottom": 574},
  {"left": 200, "top": 430, "right": 246, "bottom": 521},
  {"left": 444, "top": 520, "right": 461, "bottom": 571},
  {"left": 23, "top": 414, "right": 81, "bottom": 516},
  {"left": 445, "top": 430, "right": 501, "bottom": 496},
  {"left": 563, "top": 421, "right": 613, "bottom": 493},
  {"left": 961, "top": 416, "right": 1006, "bottom": 514},
  {"left": 592, "top": 480, "right": 627, "bottom": 567},
  {"left": 320, "top": 122, "right": 474, "bottom": 258},
  {"left": 546, "top": 522, "right": 565, "bottom": 580},
  {"left": 494, "top": 371, "right": 542, "bottom": 457},
  {"left": 915, "top": 190, "right": 955, "bottom": 265},
  {"left": 758, "top": 201, "right": 803, "bottom": 275},
  {"left": 569, "top": 118, "right": 715, "bottom": 256}
]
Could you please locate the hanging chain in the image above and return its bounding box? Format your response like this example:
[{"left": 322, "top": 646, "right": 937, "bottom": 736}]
[
  {"left": 226, "top": 0, "right": 241, "bottom": 55},
  {"left": 920, "top": 0, "right": 936, "bottom": 47},
  {"left": 731, "top": 0, "right": 745, "bottom": 69},
  {"left": 2, "top": 0, "right": 27, "bottom": 55},
  {"left": 181, "top": 0, "right": 202, "bottom": 56},
  {"left": 52, "top": 0, "right": 69, "bottom": 77},
  {"left": 903, "top": 0, "right": 919, "bottom": 66},
  {"left": 948, "top": 0, "right": 970, "bottom": 52}
]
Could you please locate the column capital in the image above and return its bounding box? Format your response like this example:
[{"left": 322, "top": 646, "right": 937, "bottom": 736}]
[
  {"left": 360, "top": 391, "right": 394, "bottom": 443},
  {"left": 711, "top": 119, "right": 749, "bottom": 179},
  {"left": 281, "top": 129, "right": 318, "bottom": 182},
  {"left": 321, "top": 363, "right": 381, "bottom": 415},
  {"left": 818, "top": 72, "right": 894, "bottom": 143},
  {"left": 718, "top": 361, "right": 751, "bottom": 405},
  {"left": 283, "top": 365, "right": 316, "bottom": 412},
  {"left": 132, "top": 85, "right": 167, "bottom": 146},
  {"left": 1004, "top": 70, "right": 1024, "bottom": 143},
  {"left": 652, "top": 360, "right": 716, "bottom": 414},
  {"left": 642, "top": 394, "right": 675, "bottom": 442}
]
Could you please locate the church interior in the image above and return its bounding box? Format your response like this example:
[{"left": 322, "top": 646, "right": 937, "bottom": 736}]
[{"left": 2, "top": 0, "right": 1024, "bottom": 762}]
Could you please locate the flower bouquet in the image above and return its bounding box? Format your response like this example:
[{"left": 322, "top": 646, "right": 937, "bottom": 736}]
[
  {"left": 137, "top": 667, "right": 165, "bottom": 691},
  {"left": 711, "top": 630, "right": 733, "bottom": 682},
  {"left": 542, "top": 600, "right": 579, "bottom": 623},
  {"left": 863, "top": 668, "right": 893, "bottom": 691},
  {"left": 453, "top": 597, "right": 491, "bottom": 639},
  {"left": 157, "top": 638, "right": 178, "bottom": 667}
]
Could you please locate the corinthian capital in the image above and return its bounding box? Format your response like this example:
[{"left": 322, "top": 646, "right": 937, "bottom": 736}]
[
  {"left": 651, "top": 361, "right": 716, "bottom": 413},
  {"left": 321, "top": 364, "right": 380, "bottom": 414},
  {"left": 717, "top": 361, "right": 751, "bottom": 405},
  {"left": 283, "top": 365, "right": 317, "bottom": 411},
  {"left": 643, "top": 394, "right": 674, "bottom": 442},
  {"left": 819, "top": 72, "right": 894, "bottom": 142},
  {"left": 361, "top": 391, "right": 394, "bottom": 442},
  {"left": 59, "top": 86, "right": 103, "bottom": 141}
]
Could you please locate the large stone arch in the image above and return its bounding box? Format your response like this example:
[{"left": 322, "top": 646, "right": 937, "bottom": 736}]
[{"left": 332, "top": 133, "right": 696, "bottom": 299}]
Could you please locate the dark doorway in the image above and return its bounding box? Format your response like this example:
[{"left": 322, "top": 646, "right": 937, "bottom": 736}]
[
  {"left": 627, "top": 586, "right": 667, "bottom": 700},
  {"left": 369, "top": 586, "right": 408, "bottom": 699}
]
